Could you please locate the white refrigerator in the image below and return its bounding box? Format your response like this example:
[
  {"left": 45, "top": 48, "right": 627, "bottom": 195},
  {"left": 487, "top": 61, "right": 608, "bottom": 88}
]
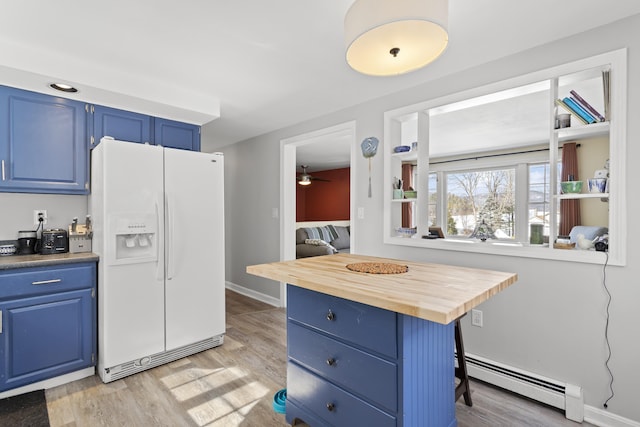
[{"left": 90, "top": 137, "right": 225, "bottom": 382}]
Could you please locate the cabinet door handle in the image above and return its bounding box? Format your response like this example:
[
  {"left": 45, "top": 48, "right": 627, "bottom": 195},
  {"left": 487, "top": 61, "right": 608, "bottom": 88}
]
[
  {"left": 31, "top": 279, "right": 62, "bottom": 285},
  {"left": 326, "top": 310, "right": 335, "bottom": 321},
  {"left": 1, "top": 160, "right": 5, "bottom": 181},
  {"left": 0, "top": 309, "right": 2, "bottom": 333},
  {"left": 326, "top": 402, "right": 335, "bottom": 412},
  {"left": 326, "top": 358, "right": 336, "bottom": 366}
]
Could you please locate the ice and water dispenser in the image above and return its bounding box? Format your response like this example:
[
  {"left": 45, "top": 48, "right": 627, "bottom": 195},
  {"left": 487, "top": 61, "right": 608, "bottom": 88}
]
[{"left": 109, "top": 214, "right": 158, "bottom": 264}]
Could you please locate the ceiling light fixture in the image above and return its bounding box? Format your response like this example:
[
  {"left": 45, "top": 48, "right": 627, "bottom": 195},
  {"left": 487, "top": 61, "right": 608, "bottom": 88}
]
[
  {"left": 49, "top": 83, "right": 78, "bottom": 93},
  {"left": 298, "top": 176, "right": 312, "bottom": 186},
  {"left": 344, "top": 0, "right": 449, "bottom": 76}
]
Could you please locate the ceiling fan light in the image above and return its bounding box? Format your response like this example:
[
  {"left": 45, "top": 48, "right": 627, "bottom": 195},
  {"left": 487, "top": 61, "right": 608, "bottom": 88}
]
[
  {"left": 298, "top": 176, "right": 312, "bottom": 186},
  {"left": 344, "top": 0, "right": 448, "bottom": 76}
]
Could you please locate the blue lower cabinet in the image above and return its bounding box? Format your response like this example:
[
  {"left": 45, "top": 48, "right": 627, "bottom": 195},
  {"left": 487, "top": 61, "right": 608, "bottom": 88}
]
[
  {"left": 288, "top": 362, "right": 396, "bottom": 427},
  {"left": 286, "top": 285, "right": 456, "bottom": 427},
  {"left": 0, "top": 262, "right": 96, "bottom": 392}
]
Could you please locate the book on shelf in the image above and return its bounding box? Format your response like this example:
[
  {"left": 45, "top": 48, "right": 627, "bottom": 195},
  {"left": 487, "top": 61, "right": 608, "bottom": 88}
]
[
  {"left": 603, "top": 69, "right": 611, "bottom": 121},
  {"left": 555, "top": 99, "right": 588, "bottom": 124},
  {"left": 556, "top": 97, "right": 597, "bottom": 124},
  {"left": 569, "top": 90, "right": 605, "bottom": 122}
]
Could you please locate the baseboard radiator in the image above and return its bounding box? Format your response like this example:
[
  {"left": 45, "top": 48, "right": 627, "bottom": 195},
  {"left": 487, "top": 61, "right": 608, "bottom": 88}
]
[
  {"left": 463, "top": 352, "right": 584, "bottom": 422},
  {"left": 99, "top": 335, "right": 224, "bottom": 383}
]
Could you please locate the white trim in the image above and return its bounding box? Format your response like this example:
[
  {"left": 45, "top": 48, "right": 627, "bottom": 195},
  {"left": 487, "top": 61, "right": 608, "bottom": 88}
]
[
  {"left": 226, "top": 281, "right": 282, "bottom": 307},
  {"left": 584, "top": 405, "right": 640, "bottom": 427},
  {"left": 383, "top": 48, "right": 626, "bottom": 266},
  {"left": 0, "top": 367, "right": 94, "bottom": 399}
]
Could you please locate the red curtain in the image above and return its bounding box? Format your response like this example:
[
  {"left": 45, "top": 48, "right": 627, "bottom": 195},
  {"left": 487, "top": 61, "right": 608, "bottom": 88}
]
[
  {"left": 401, "top": 164, "right": 413, "bottom": 228},
  {"left": 559, "top": 142, "right": 581, "bottom": 236}
]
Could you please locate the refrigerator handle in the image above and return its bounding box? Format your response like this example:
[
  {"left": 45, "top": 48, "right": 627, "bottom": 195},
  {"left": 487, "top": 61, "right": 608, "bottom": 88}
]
[
  {"left": 166, "top": 192, "right": 175, "bottom": 280},
  {"left": 155, "top": 197, "right": 164, "bottom": 281}
]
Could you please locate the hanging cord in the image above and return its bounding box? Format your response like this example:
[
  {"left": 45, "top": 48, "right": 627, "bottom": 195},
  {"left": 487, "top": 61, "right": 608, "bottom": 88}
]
[
  {"left": 34, "top": 217, "right": 44, "bottom": 237},
  {"left": 601, "top": 251, "right": 614, "bottom": 408}
]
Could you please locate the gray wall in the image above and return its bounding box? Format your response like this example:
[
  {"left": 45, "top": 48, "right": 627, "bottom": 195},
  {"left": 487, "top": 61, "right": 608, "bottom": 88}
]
[
  {"left": 209, "top": 14, "right": 640, "bottom": 423},
  {"left": 0, "top": 193, "right": 86, "bottom": 240}
]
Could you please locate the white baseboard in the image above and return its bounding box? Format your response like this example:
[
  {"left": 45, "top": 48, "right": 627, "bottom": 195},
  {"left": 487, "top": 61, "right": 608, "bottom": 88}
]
[
  {"left": 585, "top": 405, "right": 640, "bottom": 427},
  {"left": 0, "top": 367, "right": 95, "bottom": 399},
  {"left": 226, "top": 281, "right": 282, "bottom": 307}
]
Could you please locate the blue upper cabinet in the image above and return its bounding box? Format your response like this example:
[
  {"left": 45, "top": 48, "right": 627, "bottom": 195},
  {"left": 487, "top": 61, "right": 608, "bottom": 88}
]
[
  {"left": 154, "top": 118, "right": 200, "bottom": 151},
  {"left": 92, "top": 105, "right": 152, "bottom": 146},
  {"left": 0, "top": 86, "right": 88, "bottom": 195},
  {"left": 92, "top": 106, "right": 200, "bottom": 151}
]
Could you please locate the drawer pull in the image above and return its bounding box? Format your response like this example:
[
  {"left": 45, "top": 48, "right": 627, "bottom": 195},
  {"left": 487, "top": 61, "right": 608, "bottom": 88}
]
[
  {"left": 326, "top": 402, "right": 335, "bottom": 412},
  {"left": 326, "top": 309, "right": 335, "bottom": 321},
  {"left": 31, "top": 279, "right": 62, "bottom": 285},
  {"left": 326, "top": 357, "right": 336, "bottom": 366}
]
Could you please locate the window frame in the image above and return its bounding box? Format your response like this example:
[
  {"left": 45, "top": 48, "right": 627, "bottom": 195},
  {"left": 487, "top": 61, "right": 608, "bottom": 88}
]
[{"left": 383, "top": 49, "right": 627, "bottom": 266}]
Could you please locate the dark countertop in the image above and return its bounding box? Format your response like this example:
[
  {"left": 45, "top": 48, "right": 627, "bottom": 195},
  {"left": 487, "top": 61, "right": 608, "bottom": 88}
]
[{"left": 0, "top": 252, "right": 99, "bottom": 270}]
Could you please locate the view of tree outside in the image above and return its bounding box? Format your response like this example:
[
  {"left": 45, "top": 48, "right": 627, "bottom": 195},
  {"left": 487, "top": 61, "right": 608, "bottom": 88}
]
[
  {"left": 528, "top": 162, "right": 558, "bottom": 239},
  {"left": 446, "top": 168, "right": 516, "bottom": 237}
]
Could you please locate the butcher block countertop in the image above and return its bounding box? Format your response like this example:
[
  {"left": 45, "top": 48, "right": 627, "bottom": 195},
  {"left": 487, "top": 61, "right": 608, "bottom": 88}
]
[{"left": 247, "top": 253, "right": 517, "bottom": 324}]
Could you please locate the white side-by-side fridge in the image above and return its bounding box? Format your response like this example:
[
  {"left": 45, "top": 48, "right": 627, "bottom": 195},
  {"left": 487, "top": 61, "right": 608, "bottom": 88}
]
[{"left": 90, "top": 137, "right": 225, "bottom": 382}]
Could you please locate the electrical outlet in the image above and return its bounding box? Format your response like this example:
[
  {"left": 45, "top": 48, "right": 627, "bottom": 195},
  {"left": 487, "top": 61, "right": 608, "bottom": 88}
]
[
  {"left": 33, "top": 209, "right": 48, "bottom": 226},
  {"left": 471, "top": 309, "right": 483, "bottom": 327}
]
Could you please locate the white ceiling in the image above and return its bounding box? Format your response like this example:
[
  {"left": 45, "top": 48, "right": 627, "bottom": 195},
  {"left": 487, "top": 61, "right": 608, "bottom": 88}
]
[{"left": 1, "top": 1, "right": 639, "bottom": 161}]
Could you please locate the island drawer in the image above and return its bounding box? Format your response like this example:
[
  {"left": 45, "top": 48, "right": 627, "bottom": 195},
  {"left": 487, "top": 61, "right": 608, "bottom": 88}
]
[
  {"left": 287, "top": 285, "right": 397, "bottom": 358},
  {"left": 288, "top": 321, "right": 397, "bottom": 412},
  {"left": 287, "top": 362, "right": 396, "bottom": 427},
  {"left": 0, "top": 263, "right": 96, "bottom": 300}
]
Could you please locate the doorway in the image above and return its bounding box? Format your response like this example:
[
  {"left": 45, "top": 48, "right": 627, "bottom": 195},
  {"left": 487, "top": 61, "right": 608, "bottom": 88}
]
[{"left": 280, "top": 121, "right": 357, "bottom": 305}]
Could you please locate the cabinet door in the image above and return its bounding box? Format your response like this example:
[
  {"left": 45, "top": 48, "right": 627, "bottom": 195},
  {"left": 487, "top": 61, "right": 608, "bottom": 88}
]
[
  {"left": 92, "top": 105, "right": 152, "bottom": 146},
  {"left": 0, "top": 86, "right": 88, "bottom": 194},
  {"left": 0, "top": 288, "right": 95, "bottom": 392},
  {"left": 154, "top": 118, "right": 200, "bottom": 151}
]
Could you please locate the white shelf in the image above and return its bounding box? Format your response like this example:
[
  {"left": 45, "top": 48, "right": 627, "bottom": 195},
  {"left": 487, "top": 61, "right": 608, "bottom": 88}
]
[
  {"left": 391, "top": 151, "right": 418, "bottom": 161},
  {"left": 391, "top": 198, "right": 417, "bottom": 203},
  {"left": 556, "top": 121, "right": 609, "bottom": 142},
  {"left": 556, "top": 193, "right": 608, "bottom": 200}
]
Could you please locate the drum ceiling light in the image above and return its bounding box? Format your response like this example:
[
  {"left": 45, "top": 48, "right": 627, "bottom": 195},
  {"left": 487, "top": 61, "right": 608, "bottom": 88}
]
[{"left": 344, "top": 0, "right": 448, "bottom": 76}]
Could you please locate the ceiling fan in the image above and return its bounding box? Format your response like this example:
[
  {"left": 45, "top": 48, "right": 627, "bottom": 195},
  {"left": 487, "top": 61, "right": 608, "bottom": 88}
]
[{"left": 297, "top": 165, "right": 330, "bottom": 186}]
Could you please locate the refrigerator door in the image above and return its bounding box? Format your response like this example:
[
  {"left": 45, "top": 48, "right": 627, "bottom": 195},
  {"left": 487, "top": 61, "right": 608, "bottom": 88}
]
[
  {"left": 92, "top": 139, "right": 166, "bottom": 368},
  {"left": 163, "top": 148, "right": 225, "bottom": 350}
]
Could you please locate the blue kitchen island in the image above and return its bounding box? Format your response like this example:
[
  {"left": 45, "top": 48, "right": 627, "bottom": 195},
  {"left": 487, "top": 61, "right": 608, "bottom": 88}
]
[{"left": 248, "top": 253, "right": 517, "bottom": 427}]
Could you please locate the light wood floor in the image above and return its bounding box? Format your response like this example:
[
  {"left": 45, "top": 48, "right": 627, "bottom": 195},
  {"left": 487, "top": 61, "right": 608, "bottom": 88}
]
[{"left": 46, "top": 290, "right": 591, "bottom": 426}]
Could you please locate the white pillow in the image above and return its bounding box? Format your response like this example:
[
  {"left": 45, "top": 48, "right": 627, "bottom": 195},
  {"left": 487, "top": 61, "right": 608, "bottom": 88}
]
[{"left": 305, "top": 238, "right": 338, "bottom": 253}]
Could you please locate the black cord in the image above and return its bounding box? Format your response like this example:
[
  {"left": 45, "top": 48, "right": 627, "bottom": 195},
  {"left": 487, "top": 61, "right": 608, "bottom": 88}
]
[{"left": 602, "top": 251, "right": 614, "bottom": 408}]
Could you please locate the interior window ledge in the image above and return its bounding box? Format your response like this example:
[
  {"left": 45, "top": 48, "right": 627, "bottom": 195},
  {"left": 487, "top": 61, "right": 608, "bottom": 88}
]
[{"left": 384, "top": 236, "right": 618, "bottom": 266}]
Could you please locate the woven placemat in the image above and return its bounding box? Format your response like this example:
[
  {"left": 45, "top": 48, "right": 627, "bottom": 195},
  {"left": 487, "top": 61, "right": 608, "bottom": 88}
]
[{"left": 346, "top": 262, "right": 408, "bottom": 274}]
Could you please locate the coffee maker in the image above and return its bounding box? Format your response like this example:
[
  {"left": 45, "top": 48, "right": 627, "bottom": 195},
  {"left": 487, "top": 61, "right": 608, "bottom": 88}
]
[{"left": 16, "top": 230, "right": 38, "bottom": 255}]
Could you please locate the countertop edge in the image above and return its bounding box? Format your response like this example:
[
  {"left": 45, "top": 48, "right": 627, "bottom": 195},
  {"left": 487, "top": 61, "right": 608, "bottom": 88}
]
[{"left": 0, "top": 253, "right": 99, "bottom": 270}]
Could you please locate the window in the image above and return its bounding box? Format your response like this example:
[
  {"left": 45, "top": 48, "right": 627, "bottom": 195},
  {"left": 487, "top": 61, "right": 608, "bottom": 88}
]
[
  {"left": 528, "top": 162, "right": 559, "bottom": 242},
  {"left": 384, "top": 49, "right": 626, "bottom": 265},
  {"left": 446, "top": 168, "right": 515, "bottom": 239}
]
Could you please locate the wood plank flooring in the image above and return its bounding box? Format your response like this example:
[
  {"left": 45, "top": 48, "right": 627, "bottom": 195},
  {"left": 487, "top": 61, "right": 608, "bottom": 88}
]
[{"left": 45, "top": 290, "right": 591, "bottom": 426}]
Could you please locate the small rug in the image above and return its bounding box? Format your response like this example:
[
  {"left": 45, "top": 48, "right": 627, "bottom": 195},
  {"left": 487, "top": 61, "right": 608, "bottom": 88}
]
[
  {"left": 0, "top": 389, "right": 50, "bottom": 427},
  {"left": 346, "top": 262, "right": 408, "bottom": 274}
]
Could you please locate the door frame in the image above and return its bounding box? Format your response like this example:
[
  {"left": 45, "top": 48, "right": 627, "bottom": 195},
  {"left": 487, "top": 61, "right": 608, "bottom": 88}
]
[{"left": 280, "top": 121, "right": 357, "bottom": 306}]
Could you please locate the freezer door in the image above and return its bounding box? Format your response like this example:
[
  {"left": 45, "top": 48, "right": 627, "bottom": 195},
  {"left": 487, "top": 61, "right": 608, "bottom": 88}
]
[
  {"left": 91, "top": 139, "right": 166, "bottom": 368},
  {"left": 163, "top": 148, "right": 225, "bottom": 350}
]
